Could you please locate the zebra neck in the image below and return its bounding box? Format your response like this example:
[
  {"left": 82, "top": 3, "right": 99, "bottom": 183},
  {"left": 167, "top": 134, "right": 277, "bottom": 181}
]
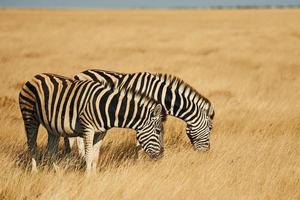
[
  {"left": 120, "top": 100, "right": 149, "bottom": 130},
  {"left": 78, "top": 82, "right": 102, "bottom": 112},
  {"left": 171, "top": 94, "right": 204, "bottom": 124},
  {"left": 94, "top": 89, "right": 149, "bottom": 131},
  {"left": 162, "top": 79, "right": 204, "bottom": 124}
]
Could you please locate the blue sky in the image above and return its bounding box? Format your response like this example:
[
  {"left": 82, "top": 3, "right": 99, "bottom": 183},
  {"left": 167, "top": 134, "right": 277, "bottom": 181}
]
[{"left": 0, "top": 0, "right": 299, "bottom": 8}]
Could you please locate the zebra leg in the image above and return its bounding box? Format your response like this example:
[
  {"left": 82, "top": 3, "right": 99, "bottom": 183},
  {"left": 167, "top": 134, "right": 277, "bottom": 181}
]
[
  {"left": 76, "top": 137, "right": 85, "bottom": 158},
  {"left": 47, "top": 133, "right": 60, "bottom": 156},
  {"left": 63, "top": 137, "right": 76, "bottom": 154},
  {"left": 134, "top": 140, "right": 142, "bottom": 159},
  {"left": 83, "top": 127, "right": 95, "bottom": 175},
  {"left": 24, "top": 120, "right": 40, "bottom": 173},
  {"left": 63, "top": 137, "right": 71, "bottom": 154},
  {"left": 46, "top": 133, "right": 61, "bottom": 172},
  {"left": 91, "top": 132, "right": 106, "bottom": 172}
]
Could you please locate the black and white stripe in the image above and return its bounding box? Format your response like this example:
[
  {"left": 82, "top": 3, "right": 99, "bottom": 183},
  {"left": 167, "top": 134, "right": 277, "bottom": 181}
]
[
  {"left": 19, "top": 73, "right": 166, "bottom": 173},
  {"left": 75, "top": 70, "right": 215, "bottom": 151}
]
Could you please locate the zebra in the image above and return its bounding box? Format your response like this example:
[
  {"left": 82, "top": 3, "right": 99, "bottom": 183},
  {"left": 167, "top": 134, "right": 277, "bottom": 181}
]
[
  {"left": 19, "top": 73, "right": 166, "bottom": 173},
  {"left": 74, "top": 69, "right": 215, "bottom": 152}
]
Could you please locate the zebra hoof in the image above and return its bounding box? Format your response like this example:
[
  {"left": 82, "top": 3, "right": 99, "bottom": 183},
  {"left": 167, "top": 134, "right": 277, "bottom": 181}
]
[
  {"left": 85, "top": 170, "right": 92, "bottom": 178},
  {"left": 31, "top": 167, "right": 38, "bottom": 174},
  {"left": 53, "top": 163, "right": 60, "bottom": 173},
  {"left": 31, "top": 158, "right": 38, "bottom": 174}
]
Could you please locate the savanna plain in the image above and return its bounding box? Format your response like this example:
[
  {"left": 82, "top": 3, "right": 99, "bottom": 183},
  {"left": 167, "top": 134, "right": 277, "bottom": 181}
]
[{"left": 0, "top": 8, "right": 299, "bottom": 200}]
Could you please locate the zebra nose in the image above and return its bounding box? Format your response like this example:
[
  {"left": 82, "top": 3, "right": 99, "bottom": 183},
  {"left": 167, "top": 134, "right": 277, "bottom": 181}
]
[
  {"left": 148, "top": 149, "right": 164, "bottom": 160},
  {"left": 195, "top": 144, "right": 210, "bottom": 152},
  {"left": 160, "top": 146, "right": 164, "bottom": 154},
  {"left": 206, "top": 143, "right": 210, "bottom": 150}
]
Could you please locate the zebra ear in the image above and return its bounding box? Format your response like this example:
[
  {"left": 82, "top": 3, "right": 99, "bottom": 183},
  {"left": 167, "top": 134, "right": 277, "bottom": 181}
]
[{"left": 153, "top": 104, "right": 162, "bottom": 117}]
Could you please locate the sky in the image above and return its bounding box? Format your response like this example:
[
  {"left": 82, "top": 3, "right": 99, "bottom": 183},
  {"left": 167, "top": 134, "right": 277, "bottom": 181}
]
[{"left": 0, "top": 0, "right": 299, "bottom": 8}]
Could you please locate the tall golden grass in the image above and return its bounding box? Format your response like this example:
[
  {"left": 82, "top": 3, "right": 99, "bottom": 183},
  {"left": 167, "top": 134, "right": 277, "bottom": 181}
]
[{"left": 0, "top": 8, "right": 299, "bottom": 199}]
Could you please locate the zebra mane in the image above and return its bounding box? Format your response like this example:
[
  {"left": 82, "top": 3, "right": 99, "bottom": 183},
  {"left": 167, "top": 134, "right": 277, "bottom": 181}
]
[
  {"left": 74, "top": 77, "right": 144, "bottom": 105},
  {"left": 42, "top": 73, "right": 74, "bottom": 81},
  {"left": 72, "top": 77, "right": 111, "bottom": 89},
  {"left": 156, "top": 73, "right": 214, "bottom": 116}
]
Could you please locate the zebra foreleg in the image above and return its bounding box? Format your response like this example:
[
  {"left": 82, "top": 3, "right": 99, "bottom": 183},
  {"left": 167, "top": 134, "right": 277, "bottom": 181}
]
[
  {"left": 83, "top": 127, "right": 95, "bottom": 175},
  {"left": 76, "top": 132, "right": 104, "bottom": 159},
  {"left": 91, "top": 132, "right": 107, "bottom": 172},
  {"left": 76, "top": 137, "right": 85, "bottom": 158}
]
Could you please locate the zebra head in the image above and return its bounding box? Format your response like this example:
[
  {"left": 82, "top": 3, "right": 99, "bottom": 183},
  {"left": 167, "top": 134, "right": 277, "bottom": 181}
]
[
  {"left": 186, "top": 101, "right": 215, "bottom": 152},
  {"left": 136, "top": 104, "right": 166, "bottom": 159}
]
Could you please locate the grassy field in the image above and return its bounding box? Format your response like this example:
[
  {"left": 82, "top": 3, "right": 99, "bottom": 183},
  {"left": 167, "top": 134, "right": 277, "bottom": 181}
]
[{"left": 0, "top": 8, "right": 300, "bottom": 200}]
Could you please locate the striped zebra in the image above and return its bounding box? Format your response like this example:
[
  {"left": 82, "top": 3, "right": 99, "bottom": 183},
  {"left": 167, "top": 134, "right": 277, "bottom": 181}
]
[
  {"left": 74, "top": 69, "right": 215, "bottom": 152},
  {"left": 19, "top": 73, "right": 166, "bottom": 173}
]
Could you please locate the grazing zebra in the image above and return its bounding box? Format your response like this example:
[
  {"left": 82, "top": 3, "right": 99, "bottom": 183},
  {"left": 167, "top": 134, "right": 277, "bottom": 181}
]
[
  {"left": 74, "top": 69, "right": 215, "bottom": 152},
  {"left": 19, "top": 73, "right": 166, "bottom": 173}
]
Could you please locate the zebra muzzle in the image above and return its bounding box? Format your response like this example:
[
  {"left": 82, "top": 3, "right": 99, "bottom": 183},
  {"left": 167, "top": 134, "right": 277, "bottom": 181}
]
[
  {"left": 194, "top": 144, "right": 210, "bottom": 152},
  {"left": 148, "top": 148, "right": 164, "bottom": 160}
]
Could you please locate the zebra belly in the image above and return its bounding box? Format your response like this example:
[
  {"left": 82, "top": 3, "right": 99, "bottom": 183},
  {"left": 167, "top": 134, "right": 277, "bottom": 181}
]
[
  {"left": 41, "top": 123, "right": 79, "bottom": 137},
  {"left": 38, "top": 106, "right": 82, "bottom": 137}
]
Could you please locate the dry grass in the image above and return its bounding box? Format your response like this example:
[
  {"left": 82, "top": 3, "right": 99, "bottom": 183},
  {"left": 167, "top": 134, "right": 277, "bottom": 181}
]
[{"left": 0, "top": 8, "right": 300, "bottom": 200}]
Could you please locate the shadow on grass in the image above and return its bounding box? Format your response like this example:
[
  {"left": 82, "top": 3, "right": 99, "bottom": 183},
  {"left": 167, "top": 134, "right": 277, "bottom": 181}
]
[
  {"left": 97, "top": 141, "right": 140, "bottom": 170},
  {"left": 14, "top": 141, "right": 140, "bottom": 173}
]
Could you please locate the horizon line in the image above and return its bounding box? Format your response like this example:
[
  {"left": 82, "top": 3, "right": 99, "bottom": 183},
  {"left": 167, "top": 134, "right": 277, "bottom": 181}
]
[{"left": 1, "top": 4, "right": 300, "bottom": 10}]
